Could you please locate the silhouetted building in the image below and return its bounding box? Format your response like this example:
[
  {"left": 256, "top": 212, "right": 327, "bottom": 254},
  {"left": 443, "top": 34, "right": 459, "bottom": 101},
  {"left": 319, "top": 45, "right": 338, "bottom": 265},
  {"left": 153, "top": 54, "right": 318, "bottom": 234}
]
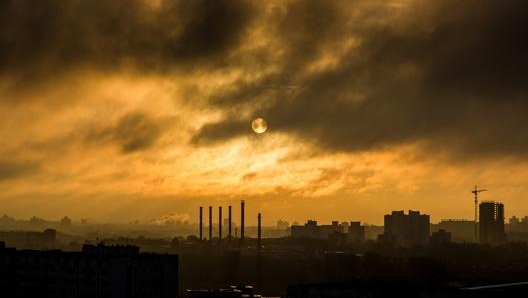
[
  {"left": 291, "top": 220, "right": 344, "bottom": 240},
  {"left": 0, "top": 243, "right": 178, "bottom": 298},
  {"left": 506, "top": 215, "right": 528, "bottom": 232},
  {"left": 432, "top": 219, "right": 474, "bottom": 243},
  {"left": 479, "top": 201, "right": 506, "bottom": 245},
  {"left": 0, "top": 228, "right": 56, "bottom": 250},
  {"left": 509, "top": 216, "right": 520, "bottom": 225},
  {"left": 505, "top": 231, "right": 528, "bottom": 243},
  {"left": 363, "top": 225, "right": 384, "bottom": 240},
  {"left": 322, "top": 221, "right": 343, "bottom": 235},
  {"left": 506, "top": 215, "right": 528, "bottom": 242},
  {"left": 291, "top": 220, "right": 322, "bottom": 239},
  {"left": 430, "top": 229, "right": 452, "bottom": 244},
  {"left": 347, "top": 222, "right": 365, "bottom": 243},
  {"left": 379, "top": 210, "right": 430, "bottom": 247}
]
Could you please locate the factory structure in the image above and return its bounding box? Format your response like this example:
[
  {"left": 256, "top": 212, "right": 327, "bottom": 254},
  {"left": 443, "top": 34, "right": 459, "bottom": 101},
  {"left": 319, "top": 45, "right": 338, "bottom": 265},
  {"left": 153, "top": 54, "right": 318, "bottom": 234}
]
[
  {"left": 194, "top": 186, "right": 510, "bottom": 248},
  {"left": 197, "top": 200, "right": 263, "bottom": 248}
]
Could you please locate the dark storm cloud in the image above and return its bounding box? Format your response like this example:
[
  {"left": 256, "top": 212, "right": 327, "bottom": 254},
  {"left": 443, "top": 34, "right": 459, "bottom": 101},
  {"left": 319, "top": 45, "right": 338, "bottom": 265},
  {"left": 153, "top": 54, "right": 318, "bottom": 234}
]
[
  {"left": 86, "top": 113, "right": 162, "bottom": 153},
  {"left": 3, "top": 0, "right": 528, "bottom": 160},
  {"left": 112, "top": 113, "right": 162, "bottom": 153},
  {"left": 191, "top": 118, "right": 249, "bottom": 145},
  {"left": 0, "top": 160, "right": 40, "bottom": 181},
  {"left": 194, "top": 0, "right": 528, "bottom": 159},
  {"left": 0, "top": 0, "right": 253, "bottom": 78}
]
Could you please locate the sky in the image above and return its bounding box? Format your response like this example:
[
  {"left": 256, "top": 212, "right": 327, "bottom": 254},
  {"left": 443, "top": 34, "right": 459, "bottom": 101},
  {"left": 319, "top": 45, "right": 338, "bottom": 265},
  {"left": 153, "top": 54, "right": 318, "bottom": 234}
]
[{"left": 1, "top": 0, "right": 528, "bottom": 226}]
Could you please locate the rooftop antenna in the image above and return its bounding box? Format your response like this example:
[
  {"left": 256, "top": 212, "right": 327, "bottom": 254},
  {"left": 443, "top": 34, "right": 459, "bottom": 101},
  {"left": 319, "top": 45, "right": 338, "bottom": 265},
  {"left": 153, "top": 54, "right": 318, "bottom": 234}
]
[{"left": 471, "top": 185, "right": 488, "bottom": 242}]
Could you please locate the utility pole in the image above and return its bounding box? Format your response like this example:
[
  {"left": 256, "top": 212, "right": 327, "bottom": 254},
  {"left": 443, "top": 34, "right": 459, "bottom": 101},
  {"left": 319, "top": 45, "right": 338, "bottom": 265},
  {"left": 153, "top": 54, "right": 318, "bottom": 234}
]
[{"left": 472, "top": 185, "right": 488, "bottom": 243}]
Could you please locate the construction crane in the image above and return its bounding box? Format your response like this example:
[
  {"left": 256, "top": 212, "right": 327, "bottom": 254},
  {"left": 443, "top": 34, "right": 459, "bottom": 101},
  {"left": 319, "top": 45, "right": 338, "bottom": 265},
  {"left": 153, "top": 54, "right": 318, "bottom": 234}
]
[{"left": 472, "top": 185, "right": 488, "bottom": 243}]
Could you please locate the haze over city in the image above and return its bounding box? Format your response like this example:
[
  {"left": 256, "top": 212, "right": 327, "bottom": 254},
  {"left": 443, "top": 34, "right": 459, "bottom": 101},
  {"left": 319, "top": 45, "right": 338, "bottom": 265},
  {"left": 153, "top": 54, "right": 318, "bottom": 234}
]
[{"left": 1, "top": 0, "right": 528, "bottom": 226}]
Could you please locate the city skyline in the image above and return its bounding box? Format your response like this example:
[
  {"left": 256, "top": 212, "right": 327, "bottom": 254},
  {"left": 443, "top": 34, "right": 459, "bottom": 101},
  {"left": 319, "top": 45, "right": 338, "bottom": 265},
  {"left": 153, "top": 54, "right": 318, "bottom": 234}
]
[
  {"left": 1, "top": 0, "right": 528, "bottom": 225},
  {"left": 1, "top": 200, "right": 524, "bottom": 229}
]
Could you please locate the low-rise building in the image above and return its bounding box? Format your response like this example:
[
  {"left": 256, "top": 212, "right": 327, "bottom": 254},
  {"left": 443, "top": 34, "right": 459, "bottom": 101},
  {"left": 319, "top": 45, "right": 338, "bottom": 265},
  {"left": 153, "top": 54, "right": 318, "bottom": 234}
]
[
  {"left": 430, "top": 229, "right": 452, "bottom": 245},
  {"left": 0, "top": 242, "right": 178, "bottom": 298},
  {"left": 291, "top": 220, "right": 364, "bottom": 241}
]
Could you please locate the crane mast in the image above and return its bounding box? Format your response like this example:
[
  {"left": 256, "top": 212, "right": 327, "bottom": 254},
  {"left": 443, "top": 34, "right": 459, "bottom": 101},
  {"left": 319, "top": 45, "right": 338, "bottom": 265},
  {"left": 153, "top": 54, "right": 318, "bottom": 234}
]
[{"left": 471, "top": 185, "right": 488, "bottom": 243}]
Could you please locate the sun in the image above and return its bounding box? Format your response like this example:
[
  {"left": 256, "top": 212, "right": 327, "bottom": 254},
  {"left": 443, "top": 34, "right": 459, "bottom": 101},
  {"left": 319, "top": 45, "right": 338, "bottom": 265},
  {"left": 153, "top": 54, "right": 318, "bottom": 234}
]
[{"left": 251, "top": 118, "right": 268, "bottom": 134}]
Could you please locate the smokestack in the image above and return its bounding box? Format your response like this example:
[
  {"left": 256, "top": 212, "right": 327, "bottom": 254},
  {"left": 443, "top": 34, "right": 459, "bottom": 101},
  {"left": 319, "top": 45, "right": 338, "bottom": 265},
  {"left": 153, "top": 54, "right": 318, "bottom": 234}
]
[
  {"left": 241, "top": 200, "right": 245, "bottom": 241},
  {"left": 199, "top": 206, "right": 203, "bottom": 241},
  {"left": 219, "top": 206, "right": 222, "bottom": 241},
  {"left": 209, "top": 206, "right": 212, "bottom": 241},
  {"left": 228, "top": 205, "right": 232, "bottom": 239},
  {"left": 257, "top": 213, "right": 262, "bottom": 251},
  {"left": 256, "top": 213, "right": 263, "bottom": 291}
]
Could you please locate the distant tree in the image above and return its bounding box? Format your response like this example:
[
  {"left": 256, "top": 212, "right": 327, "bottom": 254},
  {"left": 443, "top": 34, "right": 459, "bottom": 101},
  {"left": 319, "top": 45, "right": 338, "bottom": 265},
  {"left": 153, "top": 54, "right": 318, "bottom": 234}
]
[
  {"left": 67, "top": 241, "right": 81, "bottom": 251},
  {"left": 186, "top": 235, "right": 199, "bottom": 243},
  {"left": 277, "top": 219, "right": 289, "bottom": 229},
  {"left": 0, "top": 215, "right": 15, "bottom": 223},
  {"left": 170, "top": 237, "right": 180, "bottom": 250}
]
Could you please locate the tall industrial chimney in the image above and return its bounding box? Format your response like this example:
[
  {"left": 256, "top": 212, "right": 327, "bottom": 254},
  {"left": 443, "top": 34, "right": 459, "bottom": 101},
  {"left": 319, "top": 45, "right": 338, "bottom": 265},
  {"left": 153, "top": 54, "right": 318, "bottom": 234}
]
[
  {"left": 199, "top": 206, "right": 203, "bottom": 241},
  {"left": 208, "top": 206, "right": 212, "bottom": 241},
  {"left": 228, "top": 205, "right": 232, "bottom": 239},
  {"left": 256, "top": 213, "right": 263, "bottom": 291},
  {"left": 257, "top": 213, "right": 262, "bottom": 251},
  {"left": 241, "top": 200, "right": 245, "bottom": 241},
  {"left": 219, "top": 206, "right": 222, "bottom": 241}
]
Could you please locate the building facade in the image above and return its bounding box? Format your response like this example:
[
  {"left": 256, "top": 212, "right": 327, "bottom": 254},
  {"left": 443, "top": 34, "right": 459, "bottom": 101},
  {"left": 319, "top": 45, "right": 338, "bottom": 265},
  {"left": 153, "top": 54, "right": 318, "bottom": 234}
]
[
  {"left": 479, "top": 201, "right": 506, "bottom": 245},
  {"left": 0, "top": 243, "right": 178, "bottom": 298},
  {"left": 432, "top": 220, "right": 474, "bottom": 243},
  {"left": 430, "top": 229, "right": 452, "bottom": 245},
  {"left": 291, "top": 220, "right": 341, "bottom": 240},
  {"left": 347, "top": 222, "right": 365, "bottom": 243},
  {"left": 379, "top": 210, "right": 430, "bottom": 247},
  {"left": 291, "top": 220, "right": 364, "bottom": 242},
  {"left": 0, "top": 228, "right": 56, "bottom": 250}
]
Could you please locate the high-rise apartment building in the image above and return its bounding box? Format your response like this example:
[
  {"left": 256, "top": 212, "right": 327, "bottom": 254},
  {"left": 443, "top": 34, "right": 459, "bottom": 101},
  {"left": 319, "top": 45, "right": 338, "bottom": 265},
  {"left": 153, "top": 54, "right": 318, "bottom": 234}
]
[
  {"left": 379, "top": 210, "right": 430, "bottom": 247},
  {"left": 479, "top": 201, "right": 506, "bottom": 245}
]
